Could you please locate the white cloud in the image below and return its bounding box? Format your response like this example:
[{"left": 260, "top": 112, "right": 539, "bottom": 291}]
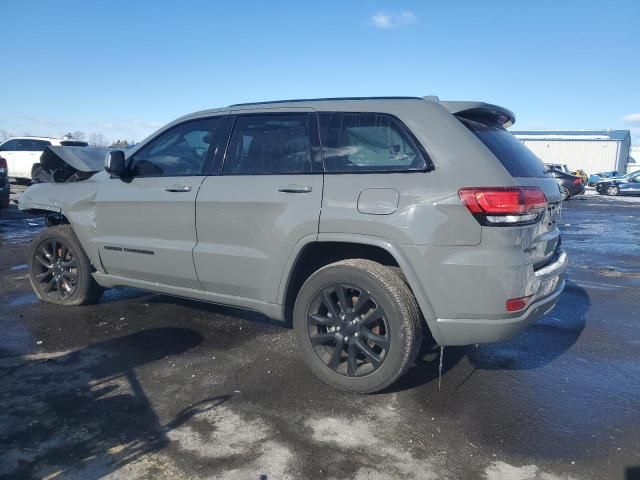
[
  {"left": 371, "top": 10, "right": 417, "bottom": 29},
  {"left": 623, "top": 112, "right": 640, "bottom": 125}
]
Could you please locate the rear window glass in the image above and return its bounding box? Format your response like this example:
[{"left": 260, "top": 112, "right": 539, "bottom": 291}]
[
  {"left": 462, "top": 119, "right": 546, "bottom": 177},
  {"left": 19, "top": 139, "right": 51, "bottom": 152}
]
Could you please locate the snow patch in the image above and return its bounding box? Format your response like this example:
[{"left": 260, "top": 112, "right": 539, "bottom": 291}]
[{"left": 484, "top": 461, "right": 580, "bottom": 480}]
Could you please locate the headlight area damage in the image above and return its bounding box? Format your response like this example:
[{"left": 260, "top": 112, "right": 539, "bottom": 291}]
[{"left": 36, "top": 146, "right": 109, "bottom": 183}]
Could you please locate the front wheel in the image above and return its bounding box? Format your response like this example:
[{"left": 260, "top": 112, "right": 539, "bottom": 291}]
[
  {"left": 293, "top": 259, "right": 423, "bottom": 393},
  {"left": 28, "top": 225, "right": 104, "bottom": 305}
]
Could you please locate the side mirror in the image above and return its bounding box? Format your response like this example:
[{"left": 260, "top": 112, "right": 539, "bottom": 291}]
[{"left": 105, "top": 150, "right": 127, "bottom": 176}]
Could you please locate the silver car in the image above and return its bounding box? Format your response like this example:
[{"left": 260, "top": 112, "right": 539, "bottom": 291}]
[{"left": 19, "top": 96, "right": 567, "bottom": 392}]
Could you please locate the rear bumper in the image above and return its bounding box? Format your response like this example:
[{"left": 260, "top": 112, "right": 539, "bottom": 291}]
[{"left": 434, "top": 249, "right": 567, "bottom": 346}]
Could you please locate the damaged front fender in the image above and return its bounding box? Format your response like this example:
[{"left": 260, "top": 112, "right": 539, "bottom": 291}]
[{"left": 19, "top": 177, "right": 105, "bottom": 272}]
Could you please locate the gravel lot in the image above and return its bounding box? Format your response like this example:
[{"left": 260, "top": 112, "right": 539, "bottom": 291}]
[{"left": 1, "top": 185, "right": 639, "bottom": 480}]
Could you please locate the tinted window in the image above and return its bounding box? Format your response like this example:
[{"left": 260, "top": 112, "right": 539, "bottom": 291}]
[
  {"left": 0, "top": 140, "right": 19, "bottom": 151},
  {"left": 17, "top": 139, "right": 51, "bottom": 152},
  {"left": 130, "top": 118, "right": 219, "bottom": 177},
  {"left": 60, "top": 141, "right": 88, "bottom": 147},
  {"left": 462, "top": 119, "right": 546, "bottom": 177},
  {"left": 224, "top": 114, "right": 312, "bottom": 175},
  {"left": 319, "top": 113, "right": 427, "bottom": 173}
]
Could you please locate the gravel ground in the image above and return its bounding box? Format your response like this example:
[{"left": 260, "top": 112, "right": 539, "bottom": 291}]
[{"left": 0, "top": 183, "right": 639, "bottom": 480}]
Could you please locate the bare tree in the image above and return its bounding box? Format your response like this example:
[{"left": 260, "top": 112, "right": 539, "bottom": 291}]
[
  {"left": 88, "top": 132, "right": 109, "bottom": 147},
  {"left": 0, "top": 130, "right": 10, "bottom": 142},
  {"left": 72, "top": 131, "right": 86, "bottom": 140},
  {"left": 109, "top": 139, "right": 130, "bottom": 148}
]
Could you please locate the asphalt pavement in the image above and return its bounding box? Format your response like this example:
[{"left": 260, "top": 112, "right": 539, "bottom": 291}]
[{"left": 0, "top": 186, "right": 639, "bottom": 480}]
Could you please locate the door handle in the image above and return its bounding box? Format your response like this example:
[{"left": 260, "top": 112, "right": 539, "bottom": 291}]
[
  {"left": 165, "top": 185, "right": 192, "bottom": 193},
  {"left": 278, "top": 185, "right": 313, "bottom": 193}
]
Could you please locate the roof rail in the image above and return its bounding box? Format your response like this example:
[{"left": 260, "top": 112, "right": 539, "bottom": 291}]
[{"left": 228, "top": 96, "right": 427, "bottom": 107}]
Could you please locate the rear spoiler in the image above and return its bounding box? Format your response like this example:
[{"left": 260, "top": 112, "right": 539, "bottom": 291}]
[{"left": 439, "top": 101, "right": 516, "bottom": 128}]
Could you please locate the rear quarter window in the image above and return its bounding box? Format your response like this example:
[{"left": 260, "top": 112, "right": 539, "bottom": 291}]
[
  {"left": 319, "top": 112, "right": 429, "bottom": 173},
  {"left": 462, "top": 119, "right": 546, "bottom": 178}
]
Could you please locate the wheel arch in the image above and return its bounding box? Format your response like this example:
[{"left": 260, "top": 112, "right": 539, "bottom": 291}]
[{"left": 279, "top": 233, "right": 444, "bottom": 343}]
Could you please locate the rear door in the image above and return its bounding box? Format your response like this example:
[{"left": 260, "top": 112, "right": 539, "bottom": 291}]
[
  {"left": 19, "top": 139, "right": 50, "bottom": 178},
  {"left": 93, "top": 116, "right": 222, "bottom": 289},
  {"left": 193, "top": 111, "right": 323, "bottom": 303}
]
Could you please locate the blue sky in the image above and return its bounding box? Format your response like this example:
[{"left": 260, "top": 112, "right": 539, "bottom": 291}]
[{"left": 1, "top": 0, "right": 639, "bottom": 144}]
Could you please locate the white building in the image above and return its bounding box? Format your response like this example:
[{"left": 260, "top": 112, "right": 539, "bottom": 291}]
[
  {"left": 511, "top": 130, "right": 631, "bottom": 174},
  {"left": 628, "top": 146, "right": 640, "bottom": 173}
]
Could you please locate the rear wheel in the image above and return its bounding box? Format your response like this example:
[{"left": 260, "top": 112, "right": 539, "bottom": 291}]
[
  {"left": 31, "top": 164, "right": 45, "bottom": 184},
  {"left": 293, "top": 259, "right": 423, "bottom": 393},
  {"left": 28, "top": 225, "right": 104, "bottom": 305},
  {"left": 560, "top": 186, "right": 570, "bottom": 200},
  {"left": 606, "top": 185, "right": 620, "bottom": 196}
]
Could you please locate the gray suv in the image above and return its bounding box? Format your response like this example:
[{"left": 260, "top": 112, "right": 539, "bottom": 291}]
[{"left": 19, "top": 97, "right": 567, "bottom": 392}]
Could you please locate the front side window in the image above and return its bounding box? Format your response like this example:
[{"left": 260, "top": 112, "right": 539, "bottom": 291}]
[
  {"left": 319, "top": 113, "right": 427, "bottom": 173},
  {"left": 0, "top": 139, "right": 19, "bottom": 151},
  {"left": 223, "top": 114, "right": 312, "bottom": 175},
  {"left": 130, "top": 118, "right": 219, "bottom": 177}
]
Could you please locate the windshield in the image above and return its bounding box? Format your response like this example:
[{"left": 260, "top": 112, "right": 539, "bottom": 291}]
[
  {"left": 461, "top": 119, "right": 547, "bottom": 177},
  {"left": 620, "top": 171, "right": 640, "bottom": 179}
]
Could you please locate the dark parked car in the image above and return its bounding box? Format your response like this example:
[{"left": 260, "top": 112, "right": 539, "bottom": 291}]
[
  {"left": 549, "top": 169, "right": 585, "bottom": 200},
  {"left": 0, "top": 156, "right": 10, "bottom": 209},
  {"left": 588, "top": 171, "right": 618, "bottom": 186},
  {"left": 595, "top": 170, "right": 640, "bottom": 196}
]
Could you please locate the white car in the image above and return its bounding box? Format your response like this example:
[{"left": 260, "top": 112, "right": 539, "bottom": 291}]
[
  {"left": 0, "top": 136, "right": 88, "bottom": 182},
  {"left": 544, "top": 163, "right": 571, "bottom": 174}
]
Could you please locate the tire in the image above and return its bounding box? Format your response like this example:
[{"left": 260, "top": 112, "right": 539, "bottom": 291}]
[
  {"left": 31, "top": 164, "right": 44, "bottom": 184},
  {"left": 560, "top": 186, "right": 570, "bottom": 200},
  {"left": 28, "top": 225, "right": 104, "bottom": 306},
  {"left": 606, "top": 185, "right": 620, "bottom": 196},
  {"left": 293, "top": 259, "right": 423, "bottom": 393}
]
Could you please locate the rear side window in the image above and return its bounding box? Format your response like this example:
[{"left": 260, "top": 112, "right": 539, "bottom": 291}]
[
  {"left": 319, "top": 113, "right": 427, "bottom": 173},
  {"left": 18, "top": 139, "right": 51, "bottom": 152},
  {"left": 462, "top": 119, "right": 546, "bottom": 177},
  {"left": 224, "top": 114, "right": 313, "bottom": 175}
]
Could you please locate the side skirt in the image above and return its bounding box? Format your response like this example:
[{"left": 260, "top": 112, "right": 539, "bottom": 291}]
[{"left": 92, "top": 272, "right": 285, "bottom": 321}]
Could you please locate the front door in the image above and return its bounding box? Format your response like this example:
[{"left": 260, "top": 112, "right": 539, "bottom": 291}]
[
  {"left": 93, "top": 116, "right": 222, "bottom": 289},
  {"left": 194, "top": 112, "right": 323, "bottom": 303}
]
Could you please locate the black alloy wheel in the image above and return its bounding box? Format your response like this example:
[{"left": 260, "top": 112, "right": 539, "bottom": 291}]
[
  {"left": 306, "top": 283, "right": 390, "bottom": 377},
  {"left": 32, "top": 238, "right": 78, "bottom": 301}
]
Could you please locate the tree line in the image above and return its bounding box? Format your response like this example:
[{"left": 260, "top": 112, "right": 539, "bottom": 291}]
[{"left": 0, "top": 130, "right": 135, "bottom": 148}]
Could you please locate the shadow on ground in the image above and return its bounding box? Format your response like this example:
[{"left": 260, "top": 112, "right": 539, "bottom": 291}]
[
  {"left": 386, "top": 282, "right": 589, "bottom": 393},
  {"left": 0, "top": 327, "right": 230, "bottom": 480}
]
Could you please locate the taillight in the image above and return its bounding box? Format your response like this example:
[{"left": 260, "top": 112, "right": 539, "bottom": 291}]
[
  {"left": 458, "top": 187, "right": 547, "bottom": 226},
  {"left": 573, "top": 177, "right": 582, "bottom": 185},
  {"left": 506, "top": 295, "right": 532, "bottom": 312},
  {"left": 0, "top": 157, "right": 6, "bottom": 175}
]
